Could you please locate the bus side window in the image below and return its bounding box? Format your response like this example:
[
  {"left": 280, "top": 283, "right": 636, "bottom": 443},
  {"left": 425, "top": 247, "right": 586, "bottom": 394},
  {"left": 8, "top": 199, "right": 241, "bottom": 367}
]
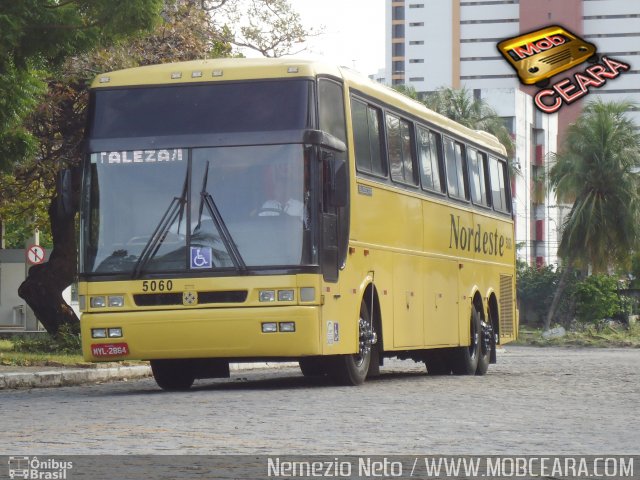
[
  {"left": 351, "top": 98, "right": 386, "bottom": 177},
  {"left": 489, "top": 155, "right": 510, "bottom": 212},
  {"left": 417, "top": 126, "right": 443, "bottom": 193},
  {"left": 468, "top": 147, "right": 489, "bottom": 206},
  {"left": 318, "top": 79, "right": 347, "bottom": 144},
  {"left": 444, "top": 137, "right": 468, "bottom": 200},
  {"left": 386, "top": 113, "right": 418, "bottom": 186}
]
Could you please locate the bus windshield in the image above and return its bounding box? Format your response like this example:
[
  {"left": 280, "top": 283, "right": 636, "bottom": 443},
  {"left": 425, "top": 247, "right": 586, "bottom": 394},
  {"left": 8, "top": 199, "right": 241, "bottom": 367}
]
[{"left": 82, "top": 144, "right": 313, "bottom": 275}]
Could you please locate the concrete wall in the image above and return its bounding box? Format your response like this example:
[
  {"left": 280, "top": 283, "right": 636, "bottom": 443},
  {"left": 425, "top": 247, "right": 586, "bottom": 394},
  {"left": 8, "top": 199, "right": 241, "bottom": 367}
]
[{"left": 0, "top": 249, "right": 79, "bottom": 332}]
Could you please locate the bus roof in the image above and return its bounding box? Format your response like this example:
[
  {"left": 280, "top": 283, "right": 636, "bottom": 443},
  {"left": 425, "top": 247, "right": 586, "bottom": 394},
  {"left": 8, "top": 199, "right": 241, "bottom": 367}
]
[{"left": 91, "top": 57, "right": 507, "bottom": 156}]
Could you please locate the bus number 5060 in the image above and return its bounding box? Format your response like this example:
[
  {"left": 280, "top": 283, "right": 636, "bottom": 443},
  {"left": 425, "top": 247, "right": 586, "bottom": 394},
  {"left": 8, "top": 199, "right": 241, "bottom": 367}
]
[{"left": 141, "top": 280, "right": 173, "bottom": 292}]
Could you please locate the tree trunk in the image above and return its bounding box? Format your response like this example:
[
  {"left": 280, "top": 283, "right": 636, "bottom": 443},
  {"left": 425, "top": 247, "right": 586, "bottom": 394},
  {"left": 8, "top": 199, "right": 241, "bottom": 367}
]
[
  {"left": 18, "top": 195, "right": 79, "bottom": 335},
  {"left": 544, "top": 262, "right": 573, "bottom": 331}
]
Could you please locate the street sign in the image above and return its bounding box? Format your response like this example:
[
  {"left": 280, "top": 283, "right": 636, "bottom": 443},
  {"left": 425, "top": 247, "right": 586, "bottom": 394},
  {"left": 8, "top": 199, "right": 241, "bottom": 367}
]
[{"left": 26, "top": 244, "right": 46, "bottom": 265}]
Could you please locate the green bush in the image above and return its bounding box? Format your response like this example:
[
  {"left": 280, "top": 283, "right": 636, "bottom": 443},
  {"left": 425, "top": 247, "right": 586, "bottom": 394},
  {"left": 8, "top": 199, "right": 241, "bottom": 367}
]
[
  {"left": 573, "top": 274, "right": 620, "bottom": 323},
  {"left": 12, "top": 324, "right": 81, "bottom": 354},
  {"left": 516, "top": 262, "right": 576, "bottom": 327}
]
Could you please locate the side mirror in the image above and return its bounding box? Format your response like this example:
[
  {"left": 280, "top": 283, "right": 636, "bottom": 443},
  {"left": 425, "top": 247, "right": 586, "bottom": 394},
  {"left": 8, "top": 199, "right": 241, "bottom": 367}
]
[
  {"left": 56, "top": 168, "right": 74, "bottom": 219},
  {"left": 326, "top": 155, "right": 348, "bottom": 208}
]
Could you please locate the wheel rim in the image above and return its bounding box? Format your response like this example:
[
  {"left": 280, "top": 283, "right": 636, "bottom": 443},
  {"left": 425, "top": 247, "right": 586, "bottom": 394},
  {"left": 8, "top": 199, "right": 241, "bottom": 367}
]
[
  {"left": 355, "top": 307, "right": 377, "bottom": 367},
  {"left": 469, "top": 310, "right": 480, "bottom": 359}
]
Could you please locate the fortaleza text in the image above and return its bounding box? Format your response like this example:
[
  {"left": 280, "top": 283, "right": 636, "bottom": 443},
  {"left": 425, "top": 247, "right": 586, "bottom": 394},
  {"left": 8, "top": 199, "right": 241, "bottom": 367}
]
[
  {"left": 98, "top": 149, "right": 184, "bottom": 165},
  {"left": 534, "top": 56, "right": 630, "bottom": 113},
  {"left": 449, "top": 214, "right": 510, "bottom": 256}
]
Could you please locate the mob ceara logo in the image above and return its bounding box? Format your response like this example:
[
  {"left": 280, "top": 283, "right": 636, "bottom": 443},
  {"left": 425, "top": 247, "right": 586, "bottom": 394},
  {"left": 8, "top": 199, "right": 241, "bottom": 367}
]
[{"left": 497, "top": 25, "right": 631, "bottom": 113}]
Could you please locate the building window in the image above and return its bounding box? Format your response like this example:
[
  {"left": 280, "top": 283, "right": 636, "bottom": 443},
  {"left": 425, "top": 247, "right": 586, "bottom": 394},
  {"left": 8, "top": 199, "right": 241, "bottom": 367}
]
[
  {"left": 393, "top": 43, "right": 405, "bottom": 57},
  {"left": 393, "top": 24, "right": 405, "bottom": 38},
  {"left": 409, "top": 22, "right": 424, "bottom": 27},
  {"left": 409, "top": 3, "right": 424, "bottom": 7},
  {"left": 409, "top": 77, "right": 424, "bottom": 81},
  {"left": 393, "top": 60, "right": 405, "bottom": 73},
  {"left": 409, "top": 40, "right": 424, "bottom": 45},
  {"left": 409, "top": 59, "right": 424, "bottom": 63},
  {"left": 392, "top": 6, "right": 405, "bottom": 20}
]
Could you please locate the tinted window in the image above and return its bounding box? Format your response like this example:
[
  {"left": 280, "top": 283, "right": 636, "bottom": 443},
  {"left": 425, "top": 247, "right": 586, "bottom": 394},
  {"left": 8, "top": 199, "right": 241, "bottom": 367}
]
[
  {"left": 417, "top": 126, "right": 443, "bottom": 192},
  {"left": 386, "top": 114, "right": 417, "bottom": 185},
  {"left": 352, "top": 98, "right": 386, "bottom": 176},
  {"left": 318, "top": 79, "right": 347, "bottom": 144},
  {"left": 468, "top": 147, "right": 489, "bottom": 206},
  {"left": 91, "top": 80, "right": 311, "bottom": 138},
  {"left": 489, "top": 155, "right": 510, "bottom": 212},
  {"left": 444, "top": 137, "right": 467, "bottom": 199}
]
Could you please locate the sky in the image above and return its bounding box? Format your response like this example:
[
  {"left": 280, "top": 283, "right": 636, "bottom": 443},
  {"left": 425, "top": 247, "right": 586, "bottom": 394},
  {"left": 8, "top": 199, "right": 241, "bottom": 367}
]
[{"left": 284, "top": 0, "right": 386, "bottom": 76}]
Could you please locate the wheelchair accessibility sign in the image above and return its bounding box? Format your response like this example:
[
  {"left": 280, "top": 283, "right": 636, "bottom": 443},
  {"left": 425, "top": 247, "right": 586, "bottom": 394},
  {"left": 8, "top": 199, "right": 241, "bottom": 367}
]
[{"left": 190, "top": 246, "right": 212, "bottom": 269}]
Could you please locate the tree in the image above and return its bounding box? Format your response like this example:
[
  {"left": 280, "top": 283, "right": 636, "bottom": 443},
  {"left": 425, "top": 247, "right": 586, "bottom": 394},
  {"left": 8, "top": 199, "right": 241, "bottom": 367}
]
[
  {"left": 0, "top": 0, "right": 314, "bottom": 334},
  {"left": 422, "top": 86, "right": 515, "bottom": 159},
  {"left": 544, "top": 99, "right": 640, "bottom": 329}
]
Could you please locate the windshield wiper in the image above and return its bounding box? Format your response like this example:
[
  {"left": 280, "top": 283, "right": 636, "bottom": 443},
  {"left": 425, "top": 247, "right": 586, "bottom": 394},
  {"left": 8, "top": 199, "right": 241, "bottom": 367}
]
[
  {"left": 132, "top": 172, "right": 188, "bottom": 279},
  {"left": 197, "top": 161, "right": 246, "bottom": 271}
]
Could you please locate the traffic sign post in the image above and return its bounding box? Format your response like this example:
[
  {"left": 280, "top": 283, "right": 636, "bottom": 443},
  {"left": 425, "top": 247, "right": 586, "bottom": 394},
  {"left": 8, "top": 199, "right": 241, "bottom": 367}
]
[{"left": 26, "top": 244, "right": 46, "bottom": 265}]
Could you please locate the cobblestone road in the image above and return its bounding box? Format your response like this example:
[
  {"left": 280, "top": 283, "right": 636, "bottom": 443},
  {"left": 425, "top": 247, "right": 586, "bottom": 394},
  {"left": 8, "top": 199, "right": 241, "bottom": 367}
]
[{"left": 1, "top": 346, "right": 638, "bottom": 455}]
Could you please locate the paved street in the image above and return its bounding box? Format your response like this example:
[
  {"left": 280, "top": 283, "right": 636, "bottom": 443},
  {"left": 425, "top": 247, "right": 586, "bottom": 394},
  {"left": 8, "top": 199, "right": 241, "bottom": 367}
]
[{"left": 1, "top": 346, "right": 638, "bottom": 455}]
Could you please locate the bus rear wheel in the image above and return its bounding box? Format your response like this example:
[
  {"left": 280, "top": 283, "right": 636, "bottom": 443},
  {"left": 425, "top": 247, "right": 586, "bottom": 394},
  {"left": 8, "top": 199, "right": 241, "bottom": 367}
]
[
  {"left": 329, "top": 300, "right": 376, "bottom": 386},
  {"left": 450, "top": 305, "right": 481, "bottom": 375},
  {"left": 151, "top": 360, "right": 196, "bottom": 391}
]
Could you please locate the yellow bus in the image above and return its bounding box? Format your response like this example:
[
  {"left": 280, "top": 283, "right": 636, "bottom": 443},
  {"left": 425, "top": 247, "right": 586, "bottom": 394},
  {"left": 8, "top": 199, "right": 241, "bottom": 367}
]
[{"left": 78, "top": 58, "right": 517, "bottom": 390}]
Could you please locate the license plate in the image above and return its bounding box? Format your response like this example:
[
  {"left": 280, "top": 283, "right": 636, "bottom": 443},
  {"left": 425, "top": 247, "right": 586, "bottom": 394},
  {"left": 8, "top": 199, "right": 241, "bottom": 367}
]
[{"left": 91, "top": 343, "right": 129, "bottom": 357}]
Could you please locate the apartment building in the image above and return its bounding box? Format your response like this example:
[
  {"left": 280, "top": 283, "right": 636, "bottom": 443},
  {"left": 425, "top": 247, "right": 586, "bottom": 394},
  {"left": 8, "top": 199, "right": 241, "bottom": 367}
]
[{"left": 385, "top": 0, "right": 639, "bottom": 267}]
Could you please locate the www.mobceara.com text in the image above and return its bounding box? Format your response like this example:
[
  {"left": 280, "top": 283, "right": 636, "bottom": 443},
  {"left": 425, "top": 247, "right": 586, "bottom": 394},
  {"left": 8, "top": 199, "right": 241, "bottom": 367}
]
[{"left": 267, "top": 456, "right": 635, "bottom": 479}]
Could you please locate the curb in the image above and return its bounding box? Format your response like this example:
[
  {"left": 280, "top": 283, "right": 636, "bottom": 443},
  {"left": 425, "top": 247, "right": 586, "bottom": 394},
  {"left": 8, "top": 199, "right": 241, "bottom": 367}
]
[
  {"left": 0, "top": 365, "right": 152, "bottom": 390},
  {"left": 0, "top": 362, "right": 300, "bottom": 390}
]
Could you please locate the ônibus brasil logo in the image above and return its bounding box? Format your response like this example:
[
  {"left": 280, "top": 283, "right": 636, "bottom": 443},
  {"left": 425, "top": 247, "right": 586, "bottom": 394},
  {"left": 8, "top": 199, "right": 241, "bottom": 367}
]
[
  {"left": 8, "top": 457, "right": 73, "bottom": 480},
  {"left": 497, "top": 25, "right": 631, "bottom": 113}
]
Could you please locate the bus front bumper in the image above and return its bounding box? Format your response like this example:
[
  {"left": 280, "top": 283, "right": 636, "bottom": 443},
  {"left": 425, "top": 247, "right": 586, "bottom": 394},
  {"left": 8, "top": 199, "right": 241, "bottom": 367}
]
[{"left": 81, "top": 306, "right": 321, "bottom": 361}]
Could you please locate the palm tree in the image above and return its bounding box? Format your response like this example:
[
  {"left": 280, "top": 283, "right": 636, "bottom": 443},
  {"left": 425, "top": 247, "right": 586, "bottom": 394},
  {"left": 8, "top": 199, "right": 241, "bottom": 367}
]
[
  {"left": 423, "top": 86, "right": 515, "bottom": 158},
  {"left": 544, "top": 99, "right": 640, "bottom": 329},
  {"left": 392, "top": 85, "right": 515, "bottom": 158}
]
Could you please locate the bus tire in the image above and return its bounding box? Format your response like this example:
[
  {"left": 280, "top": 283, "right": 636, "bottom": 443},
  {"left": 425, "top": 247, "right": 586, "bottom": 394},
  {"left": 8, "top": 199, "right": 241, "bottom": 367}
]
[
  {"left": 151, "top": 360, "right": 196, "bottom": 391},
  {"left": 299, "top": 357, "right": 328, "bottom": 377},
  {"left": 476, "top": 318, "right": 492, "bottom": 376},
  {"left": 329, "top": 301, "right": 373, "bottom": 386},
  {"left": 450, "top": 305, "right": 481, "bottom": 375}
]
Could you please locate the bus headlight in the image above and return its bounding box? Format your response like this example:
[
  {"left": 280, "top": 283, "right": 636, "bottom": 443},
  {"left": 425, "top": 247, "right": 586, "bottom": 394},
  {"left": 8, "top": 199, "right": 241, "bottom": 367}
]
[
  {"left": 108, "top": 328, "right": 123, "bottom": 338},
  {"left": 108, "top": 295, "right": 125, "bottom": 307},
  {"left": 90, "top": 296, "right": 106, "bottom": 308},
  {"left": 277, "top": 290, "right": 295, "bottom": 302},
  {"left": 279, "top": 322, "right": 296, "bottom": 332},
  {"left": 91, "top": 328, "right": 107, "bottom": 338},
  {"left": 261, "top": 322, "right": 277, "bottom": 333},
  {"left": 259, "top": 290, "right": 276, "bottom": 302}
]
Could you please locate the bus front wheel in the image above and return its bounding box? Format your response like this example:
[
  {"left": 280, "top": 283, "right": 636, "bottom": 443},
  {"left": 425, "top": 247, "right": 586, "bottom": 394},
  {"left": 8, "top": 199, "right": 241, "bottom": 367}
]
[
  {"left": 151, "top": 360, "right": 196, "bottom": 391},
  {"left": 329, "top": 301, "right": 376, "bottom": 386}
]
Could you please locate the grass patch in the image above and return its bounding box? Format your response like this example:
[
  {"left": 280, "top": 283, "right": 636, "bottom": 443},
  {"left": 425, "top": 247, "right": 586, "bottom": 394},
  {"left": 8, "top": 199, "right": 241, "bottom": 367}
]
[
  {"left": 516, "top": 322, "right": 640, "bottom": 348},
  {"left": 0, "top": 328, "right": 86, "bottom": 367}
]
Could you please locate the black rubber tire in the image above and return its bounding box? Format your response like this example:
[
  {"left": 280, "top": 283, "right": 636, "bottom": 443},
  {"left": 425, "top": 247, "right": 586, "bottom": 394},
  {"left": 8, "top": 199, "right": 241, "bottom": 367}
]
[
  {"left": 299, "top": 357, "right": 328, "bottom": 377},
  {"left": 329, "top": 301, "right": 372, "bottom": 386},
  {"left": 151, "top": 360, "right": 196, "bottom": 391},
  {"left": 476, "top": 315, "right": 491, "bottom": 376},
  {"left": 450, "top": 305, "right": 481, "bottom": 375}
]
